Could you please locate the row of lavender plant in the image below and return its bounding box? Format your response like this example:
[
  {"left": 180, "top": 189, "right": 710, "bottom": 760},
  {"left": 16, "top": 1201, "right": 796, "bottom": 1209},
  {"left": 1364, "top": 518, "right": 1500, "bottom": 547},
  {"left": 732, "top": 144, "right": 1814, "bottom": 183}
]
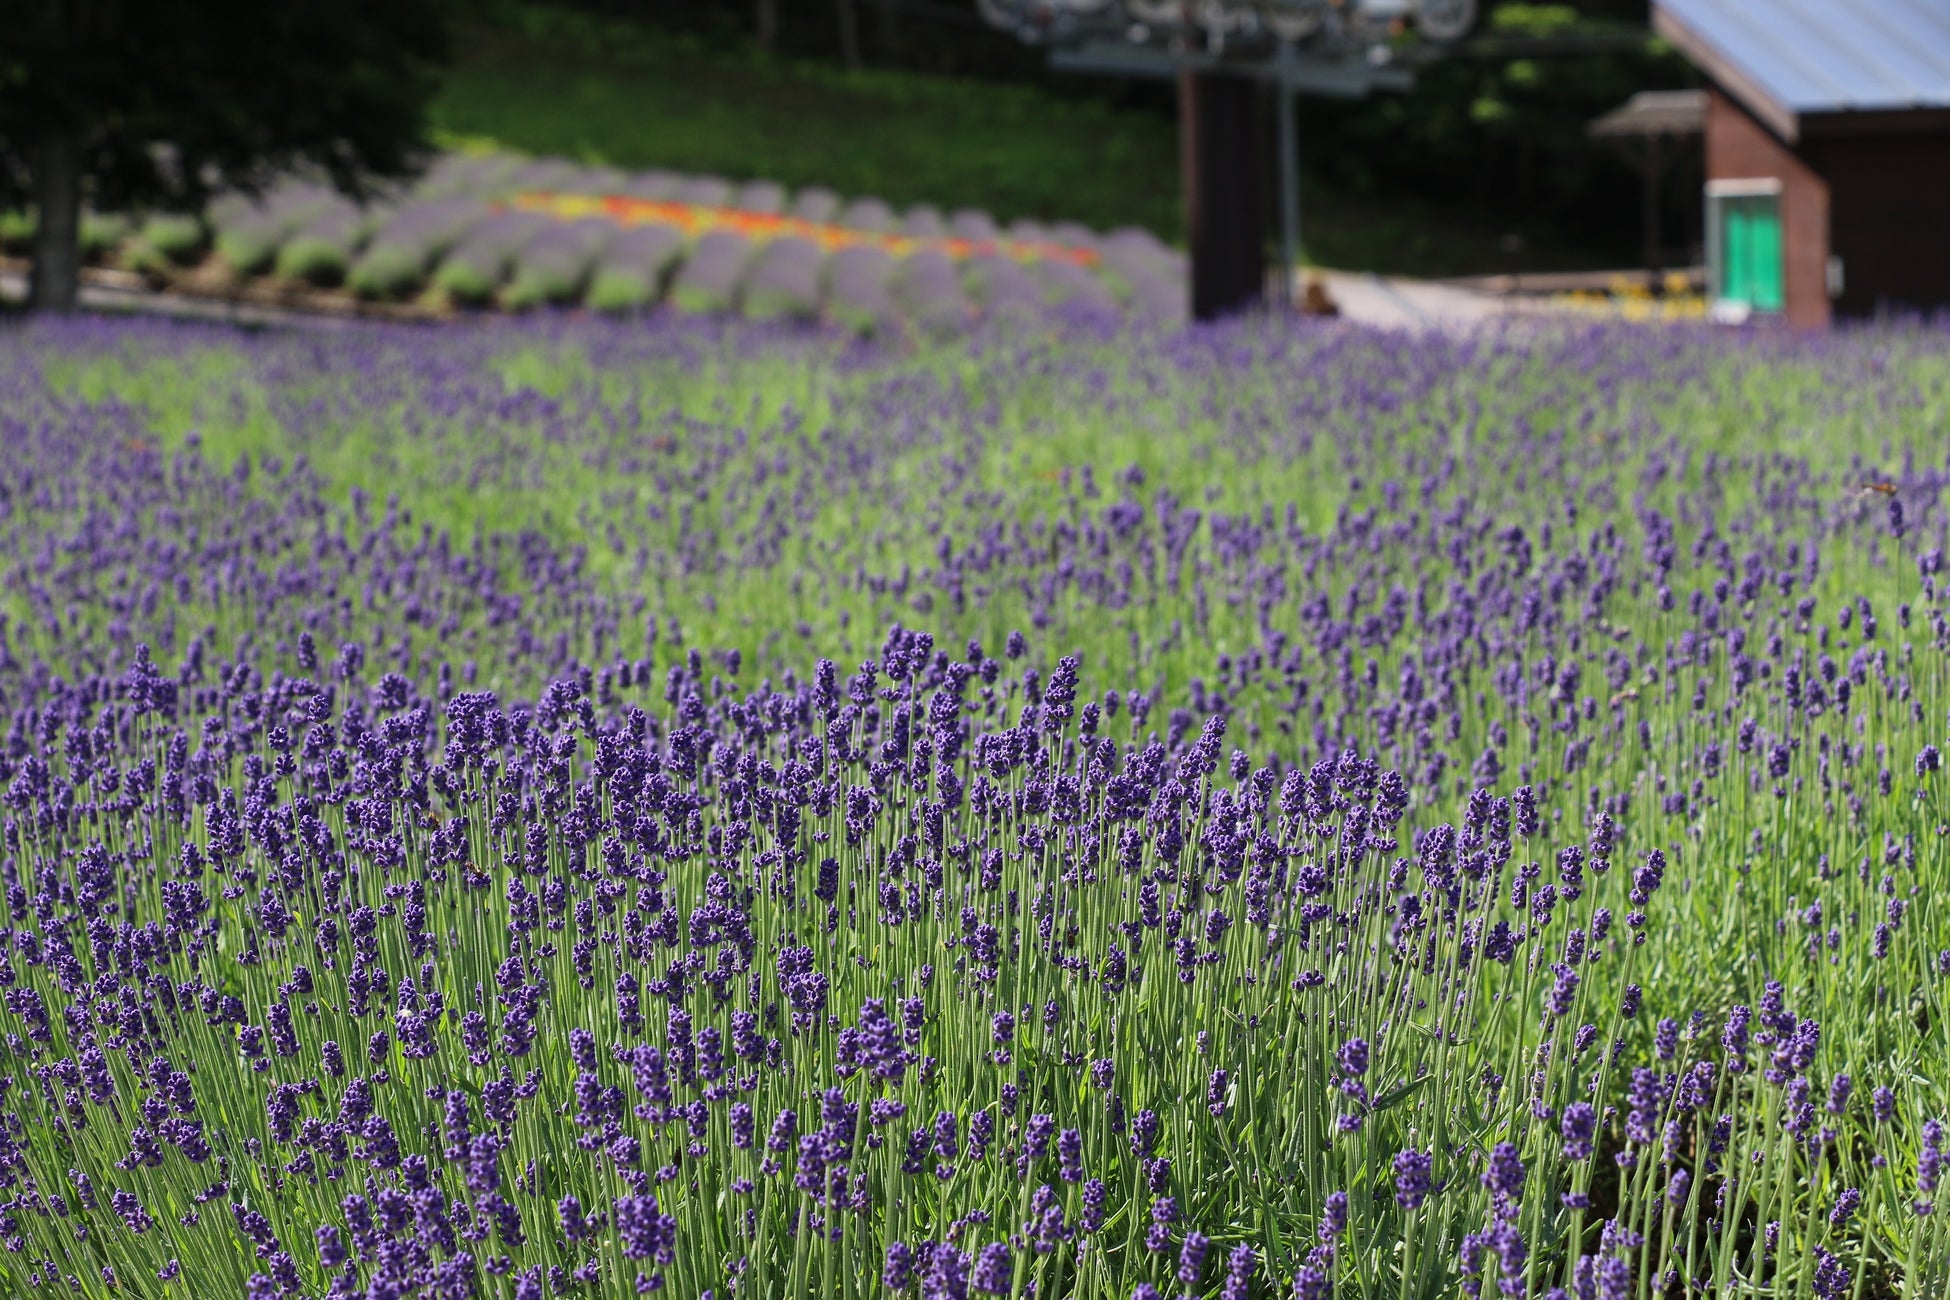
[
  {"left": 178, "top": 153, "right": 1186, "bottom": 330},
  {"left": 0, "top": 312, "right": 1944, "bottom": 1299}
]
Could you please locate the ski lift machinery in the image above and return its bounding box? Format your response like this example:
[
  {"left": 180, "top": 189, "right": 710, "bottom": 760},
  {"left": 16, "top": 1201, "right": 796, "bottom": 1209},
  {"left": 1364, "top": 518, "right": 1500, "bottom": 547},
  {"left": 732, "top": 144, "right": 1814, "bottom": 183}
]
[{"left": 974, "top": 0, "right": 1479, "bottom": 317}]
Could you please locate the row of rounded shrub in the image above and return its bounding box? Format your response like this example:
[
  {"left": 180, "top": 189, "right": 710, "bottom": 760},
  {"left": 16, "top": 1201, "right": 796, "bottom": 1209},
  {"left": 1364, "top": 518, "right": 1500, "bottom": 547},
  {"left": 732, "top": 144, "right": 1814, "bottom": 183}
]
[
  {"left": 3, "top": 152, "right": 1185, "bottom": 331},
  {"left": 1, "top": 209, "right": 206, "bottom": 274}
]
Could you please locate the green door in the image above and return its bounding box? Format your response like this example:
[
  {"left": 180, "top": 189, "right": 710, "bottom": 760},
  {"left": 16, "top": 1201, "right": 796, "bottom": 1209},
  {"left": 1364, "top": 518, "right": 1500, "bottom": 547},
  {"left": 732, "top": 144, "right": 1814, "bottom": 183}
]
[{"left": 1720, "top": 194, "right": 1784, "bottom": 312}]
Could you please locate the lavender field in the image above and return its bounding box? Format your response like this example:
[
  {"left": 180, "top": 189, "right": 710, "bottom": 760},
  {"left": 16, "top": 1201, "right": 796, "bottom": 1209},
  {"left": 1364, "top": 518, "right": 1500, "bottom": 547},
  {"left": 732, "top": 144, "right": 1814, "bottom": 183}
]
[{"left": 1, "top": 312, "right": 1947, "bottom": 1300}]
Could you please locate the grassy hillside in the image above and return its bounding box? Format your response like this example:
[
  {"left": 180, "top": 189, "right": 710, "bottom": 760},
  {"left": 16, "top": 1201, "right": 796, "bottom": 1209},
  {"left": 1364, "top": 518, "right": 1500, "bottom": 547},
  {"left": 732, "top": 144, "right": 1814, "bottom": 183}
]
[
  {"left": 432, "top": 5, "right": 1624, "bottom": 277},
  {"left": 433, "top": 7, "right": 1183, "bottom": 240}
]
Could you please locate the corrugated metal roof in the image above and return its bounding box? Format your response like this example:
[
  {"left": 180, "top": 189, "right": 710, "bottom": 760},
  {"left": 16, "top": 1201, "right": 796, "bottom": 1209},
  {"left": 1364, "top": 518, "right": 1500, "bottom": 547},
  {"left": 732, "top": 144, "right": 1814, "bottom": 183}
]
[{"left": 1656, "top": 0, "right": 1950, "bottom": 115}]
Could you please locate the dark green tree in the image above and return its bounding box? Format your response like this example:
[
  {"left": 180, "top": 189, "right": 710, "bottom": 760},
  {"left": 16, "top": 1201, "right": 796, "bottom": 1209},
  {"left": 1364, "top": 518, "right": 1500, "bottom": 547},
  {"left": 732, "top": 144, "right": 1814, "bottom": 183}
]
[{"left": 0, "top": 0, "right": 449, "bottom": 310}]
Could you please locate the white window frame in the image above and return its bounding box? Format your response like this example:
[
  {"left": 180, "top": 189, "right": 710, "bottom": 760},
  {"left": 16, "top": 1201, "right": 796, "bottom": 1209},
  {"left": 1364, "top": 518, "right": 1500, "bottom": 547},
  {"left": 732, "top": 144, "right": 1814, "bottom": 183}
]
[{"left": 1706, "top": 178, "right": 1785, "bottom": 321}]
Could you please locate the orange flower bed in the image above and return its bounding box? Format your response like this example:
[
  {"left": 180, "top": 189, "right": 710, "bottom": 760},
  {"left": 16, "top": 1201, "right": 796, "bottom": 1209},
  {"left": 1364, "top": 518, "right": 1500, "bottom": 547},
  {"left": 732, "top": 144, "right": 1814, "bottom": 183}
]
[{"left": 509, "top": 191, "right": 1101, "bottom": 267}]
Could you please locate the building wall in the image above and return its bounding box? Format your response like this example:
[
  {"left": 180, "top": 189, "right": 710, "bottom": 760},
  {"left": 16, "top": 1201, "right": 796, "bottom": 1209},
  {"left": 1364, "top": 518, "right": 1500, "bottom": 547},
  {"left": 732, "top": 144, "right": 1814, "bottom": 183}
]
[
  {"left": 1704, "top": 89, "right": 1831, "bottom": 328},
  {"left": 1808, "top": 130, "right": 1950, "bottom": 318}
]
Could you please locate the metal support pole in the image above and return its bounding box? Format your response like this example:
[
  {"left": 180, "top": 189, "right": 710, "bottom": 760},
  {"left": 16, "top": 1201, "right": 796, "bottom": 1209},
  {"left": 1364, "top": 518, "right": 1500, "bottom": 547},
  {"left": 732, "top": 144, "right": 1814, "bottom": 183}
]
[
  {"left": 1644, "top": 131, "right": 1662, "bottom": 290},
  {"left": 1276, "top": 74, "right": 1300, "bottom": 308}
]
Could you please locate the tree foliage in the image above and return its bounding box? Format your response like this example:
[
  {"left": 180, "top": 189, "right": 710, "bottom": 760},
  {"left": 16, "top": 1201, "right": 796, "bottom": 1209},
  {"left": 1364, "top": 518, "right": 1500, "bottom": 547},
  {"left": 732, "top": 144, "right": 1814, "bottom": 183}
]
[{"left": 0, "top": 0, "right": 449, "bottom": 306}]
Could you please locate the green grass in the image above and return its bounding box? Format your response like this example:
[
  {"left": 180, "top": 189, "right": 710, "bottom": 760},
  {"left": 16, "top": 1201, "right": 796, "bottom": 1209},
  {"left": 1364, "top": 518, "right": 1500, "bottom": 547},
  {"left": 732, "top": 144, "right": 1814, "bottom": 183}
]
[
  {"left": 429, "top": 6, "right": 1620, "bottom": 277},
  {"left": 433, "top": 7, "right": 1183, "bottom": 242}
]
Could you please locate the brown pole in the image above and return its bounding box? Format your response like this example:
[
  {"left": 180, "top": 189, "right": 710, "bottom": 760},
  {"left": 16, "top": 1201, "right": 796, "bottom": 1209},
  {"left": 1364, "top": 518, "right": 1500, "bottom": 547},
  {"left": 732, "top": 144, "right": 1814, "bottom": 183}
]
[
  {"left": 1180, "top": 72, "right": 1266, "bottom": 321},
  {"left": 836, "top": 0, "right": 862, "bottom": 71},
  {"left": 1644, "top": 132, "right": 1662, "bottom": 290}
]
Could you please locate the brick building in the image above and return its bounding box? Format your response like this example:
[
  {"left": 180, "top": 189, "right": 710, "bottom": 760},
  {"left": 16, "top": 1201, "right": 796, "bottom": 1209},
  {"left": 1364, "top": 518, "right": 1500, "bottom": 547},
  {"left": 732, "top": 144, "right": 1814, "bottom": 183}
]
[{"left": 1653, "top": 0, "right": 1950, "bottom": 327}]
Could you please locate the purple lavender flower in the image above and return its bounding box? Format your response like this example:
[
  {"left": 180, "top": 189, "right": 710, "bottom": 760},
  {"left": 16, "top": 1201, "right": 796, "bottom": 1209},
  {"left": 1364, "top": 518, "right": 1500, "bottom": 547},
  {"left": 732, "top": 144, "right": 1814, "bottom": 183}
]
[
  {"left": 886, "top": 1241, "right": 917, "bottom": 1290},
  {"left": 1561, "top": 1103, "right": 1597, "bottom": 1161},
  {"left": 1178, "top": 1231, "right": 1210, "bottom": 1286},
  {"left": 1292, "top": 1265, "right": 1331, "bottom": 1300},
  {"left": 1546, "top": 964, "right": 1580, "bottom": 1018},
  {"left": 893, "top": 251, "right": 970, "bottom": 337},
  {"left": 825, "top": 245, "right": 897, "bottom": 330},
  {"left": 586, "top": 222, "right": 684, "bottom": 311},
  {"left": 1208, "top": 1068, "right": 1230, "bottom": 1116},
  {"left": 1080, "top": 1179, "right": 1108, "bottom": 1235},
  {"left": 1481, "top": 1142, "right": 1525, "bottom": 1200},
  {"left": 670, "top": 230, "right": 756, "bottom": 314},
  {"left": 1131, "top": 1108, "right": 1160, "bottom": 1158},
  {"left": 1827, "top": 1075, "right": 1852, "bottom": 1115},
  {"left": 1723, "top": 1006, "right": 1753, "bottom": 1072},
  {"left": 1320, "top": 1190, "right": 1348, "bottom": 1241},
  {"left": 1918, "top": 1119, "right": 1944, "bottom": 1214},
  {"left": 741, "top": 237, "right": 825, "bottom": 321},
  {"left": 1058, "top": 1128, "right": 1084, "bottom": 1183},
  {"left": 1393, "top": 1149, "right": 1433, "bottom": 1208},
  {"left": 971, "top": 1243, "right": 1011, "bottom": 1294},
  {"left": 1813, "top": 1248, "right": 1851, "bottom": 1299},
  {"left": 1206, "top": 1247, "right": 1248, "bottom": 1300},
  {"left": 1144, "top": 1195, "right": 1177, "bottom": 1251}
]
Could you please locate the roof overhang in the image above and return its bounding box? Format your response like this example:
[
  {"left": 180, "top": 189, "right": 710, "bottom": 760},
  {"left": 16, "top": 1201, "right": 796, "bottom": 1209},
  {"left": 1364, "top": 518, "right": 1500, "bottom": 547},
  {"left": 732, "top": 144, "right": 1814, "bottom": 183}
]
[
  {"left": 1588, "top": 89, "right": 1708, "bottom": 138},
  {"left": 1798, "top": 105, "right": 1950, "bottom": 138},
  {"left": 1652, "top": 4, "right": 1800, "bottom": 142}
]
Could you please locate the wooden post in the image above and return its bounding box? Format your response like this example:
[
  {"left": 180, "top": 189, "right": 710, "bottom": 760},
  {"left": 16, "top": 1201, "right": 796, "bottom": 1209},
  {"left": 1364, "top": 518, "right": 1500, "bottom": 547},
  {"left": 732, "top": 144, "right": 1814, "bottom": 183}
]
[
  {"left": 1644, "top": 131, "right": 1663, "bottom": 289},
  {"left": 836, "top": 0, "right": 862, "bottom": 71},
  {"left": 1179, "top": 71, "right": 1267, "bottom": 321}
]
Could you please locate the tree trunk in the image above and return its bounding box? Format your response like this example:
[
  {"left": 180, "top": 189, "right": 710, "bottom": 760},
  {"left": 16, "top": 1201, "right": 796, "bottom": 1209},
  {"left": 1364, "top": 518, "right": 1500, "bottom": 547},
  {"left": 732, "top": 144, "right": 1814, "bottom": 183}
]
[
  {"left": 29, "top": 134, "right": 82, "bottom": 313},
  {"left": 836, "top": 0, "right": 862, "bottom": 71},
  {"left": 877, "top": 0, "right": 899, "bottom": 60},
  {"left": 755, "top": 0, "right": 777, "bottom": 51}
]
